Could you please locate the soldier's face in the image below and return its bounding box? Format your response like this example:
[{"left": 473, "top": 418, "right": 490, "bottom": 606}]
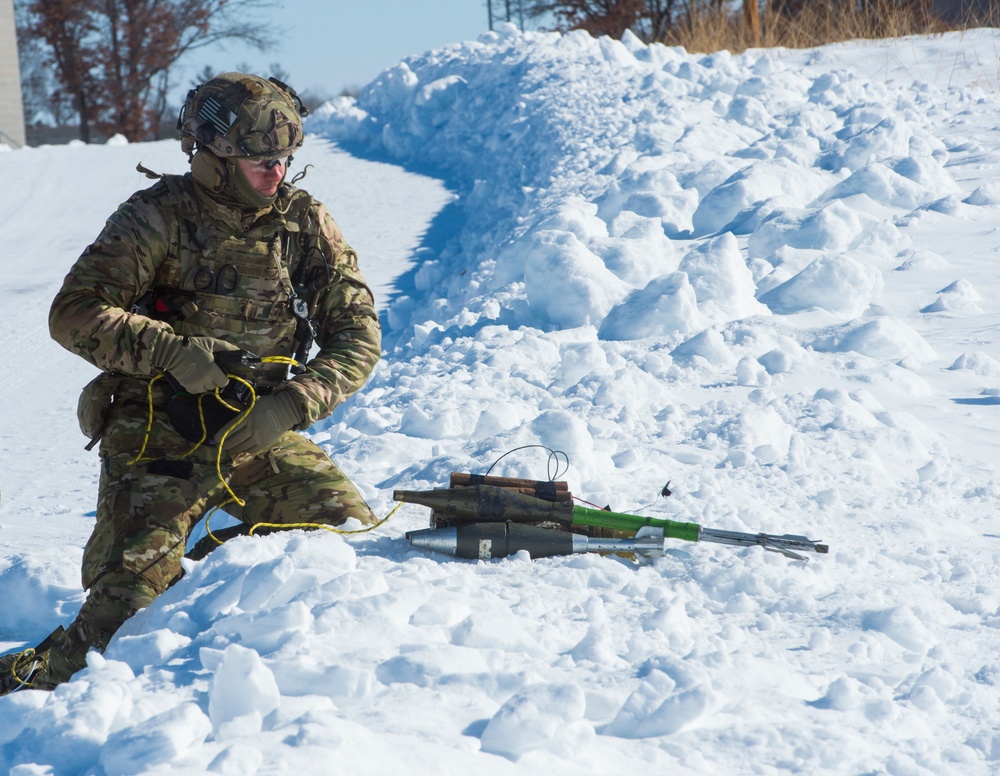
[{"left": 236, "top": 157, "right": 286, "bottom": 197}]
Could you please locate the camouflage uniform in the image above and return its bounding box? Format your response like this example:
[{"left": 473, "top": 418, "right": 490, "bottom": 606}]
[{"left": 35, "top": 164, "right": 382, "bottom": 688}]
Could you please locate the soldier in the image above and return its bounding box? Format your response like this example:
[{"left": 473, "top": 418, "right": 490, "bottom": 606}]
[{"left": 0, "top": 73, "right": 382, "bottom": 694}]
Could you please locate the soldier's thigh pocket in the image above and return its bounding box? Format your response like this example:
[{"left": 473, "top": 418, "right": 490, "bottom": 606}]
[
  {"left": 237, "top": 435, "right": 375, "bottom": 526},
  {"left": 86, "top": 458, "right": 204, "bottom": 591}
]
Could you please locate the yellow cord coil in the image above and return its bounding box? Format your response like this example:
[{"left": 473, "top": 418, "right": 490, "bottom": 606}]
[
  {"left": 8, "top": 648, "right": 39, "bottom": 688},
  {"left": 127, "top": 356, "right": 397, "bottom": 548}
]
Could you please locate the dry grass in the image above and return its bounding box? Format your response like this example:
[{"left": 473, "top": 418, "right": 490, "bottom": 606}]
[{"left": 663, "top": 1, "right": 995, "bottom": 55}]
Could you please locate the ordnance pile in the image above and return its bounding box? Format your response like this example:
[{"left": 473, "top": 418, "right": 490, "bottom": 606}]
[{"left": 397, "top": 474, "right": 828, "bottom": 564}]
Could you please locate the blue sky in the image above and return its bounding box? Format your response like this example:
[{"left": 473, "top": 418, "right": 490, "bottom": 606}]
[{"left": 176, "top": 0, "right": 532, "bottom": 102}]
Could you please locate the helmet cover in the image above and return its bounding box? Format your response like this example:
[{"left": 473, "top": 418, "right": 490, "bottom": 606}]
[{"left": 178, "top": 72, "right": 306, "bottom": 159}]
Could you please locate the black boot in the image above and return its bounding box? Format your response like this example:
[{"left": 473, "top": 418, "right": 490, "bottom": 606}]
[{"left": 0, "top": 626, "right": 64, "bottom": 696}]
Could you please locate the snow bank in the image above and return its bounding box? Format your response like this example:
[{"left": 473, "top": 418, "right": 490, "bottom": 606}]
[{"left": 312, "top": 22, "right": 953, "bottom": 355}]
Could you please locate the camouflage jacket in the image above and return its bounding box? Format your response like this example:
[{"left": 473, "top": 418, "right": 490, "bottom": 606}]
[{"left": 49, "top": 172, "right": 382, "bottom": 430}]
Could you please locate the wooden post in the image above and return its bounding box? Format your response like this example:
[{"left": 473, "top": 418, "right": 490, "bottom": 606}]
[{"left": 744, "top": 0, "right": 762, "bottom": 47}]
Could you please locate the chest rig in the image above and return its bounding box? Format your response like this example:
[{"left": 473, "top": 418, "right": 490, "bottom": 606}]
[{"left": 141, "top": 173, "right": 321, "bottom": 392}]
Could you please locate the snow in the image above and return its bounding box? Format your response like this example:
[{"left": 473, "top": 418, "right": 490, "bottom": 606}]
[{"left": 2, "top": 23, "right": 1000, "bottom": 774}]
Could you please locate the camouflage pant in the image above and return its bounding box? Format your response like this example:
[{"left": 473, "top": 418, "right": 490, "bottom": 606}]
[{"left": 35, "top": 401, "right": 374, "bottom": 689}]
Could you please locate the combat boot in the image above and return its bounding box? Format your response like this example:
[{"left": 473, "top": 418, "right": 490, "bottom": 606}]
[
  {"left": 0, "top": 626, "right": 64, "bottom": 696},
  {"left": 0, "top": 648, "right": 48, "bottom": 696}
]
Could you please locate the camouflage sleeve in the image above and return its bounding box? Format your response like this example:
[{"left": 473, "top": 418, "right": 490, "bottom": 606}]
[
  {"left": 282, "top": 201, "right": 382, "bottom": 427},
  {"left": 48, "top": 186, "right": 174, "bottom": 375}
]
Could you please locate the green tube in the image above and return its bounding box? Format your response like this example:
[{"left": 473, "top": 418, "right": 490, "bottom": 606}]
[{"left": 571, "top": 506, "right": 701, "bottom": 543}]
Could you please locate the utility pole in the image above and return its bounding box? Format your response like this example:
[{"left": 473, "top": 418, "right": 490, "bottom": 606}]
[{"left": 0, "top": 0, "right": 26, "bottom": 147}]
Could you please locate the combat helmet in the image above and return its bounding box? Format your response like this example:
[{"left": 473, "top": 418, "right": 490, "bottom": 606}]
[
  {"left": 178, "top": 72, "right": 310, "bottom": 209},
  {"left": 178, "top": 72, "right": 308, "bottom": 159}
]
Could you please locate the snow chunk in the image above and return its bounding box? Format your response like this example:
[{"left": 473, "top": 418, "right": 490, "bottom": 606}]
[
  {"left": 811, "top": 675, "right": 871, "bottom": 712},
  {"left": 839, "top": 117, "right": 912, "bottom": 170},
  {"left": 399, "top": 402, "right": 475, "bottom": 439},
  {"left": 529, "top": 410, "right": 593, "bottom": 463},
  {"left": 110, "top": 629, "right": 192, "bottom": 672},
  {"left": 556, "top": 340, "right": 611, "bottom": 385},
  {"left": 271, "top": 661, "right": 374, "bottom": 706},
  {"left": 416, "top": 75, "right": 468, "bottom": 114},
  {"left": 747, "top": 200, "right": 868, "bottom": 258},
  {"left": 758, "top": 347, "right": 797, "bottom": 374},
  {"left": 571, "top": 209, "right": 678, "bottom": 286},
  {"left": 813, "top": 317, "right": 937, "bottom": 363},
  {"left": 598, "top": 271, "right": 704, "bottom": 341},
  {"left": 499, "top": 229, "right": 631, "bottom": 328},
  {"left": 378, "top": 644, "right": 491, "bottom": 687},
  {"left": 824, "top": 162, "right": 929, "bottom": 209},
  {"left": 480, "top": 682, "right": 590, "bottom": 759},
  {"left": 863, "top": 606, "right": 934, "bottom": 653},
  {"left": 692, "top": 158, "right": 830, "bottom": 235},
  {"left": 605, "top": 661, "right": 718, "bottom": 737},
  {"left": 948, "top": 351, "right": 1000, "bottom": 377},
  {"left": 208, "top": 644, "right": 281, "bottom": 733},
  {"left": 100, "top": 704, "right": 211, "bottom": 776},
  {"left": 597, "top": 165, "right": 697, "bottom": 238},
  {"left": 964, "top": 182, "right": 1000, "bottom": 205},
  {"left": 891, "top": 155, "right": 959, "bottom": 194},
  {"left": 726, "top": 95, "right": 772, "bottom": 130},
  {"left": 677, "top": 232, "right": 770, "bottom": 322},
  {"left": 920, "top": 278, "right": 983, "bottom": 314},
  {"left": 759, "top": 254, "right": 883, "bottom": 318},
  {"left": 670, "top": 328, "right": 736, "bottom": 368}
]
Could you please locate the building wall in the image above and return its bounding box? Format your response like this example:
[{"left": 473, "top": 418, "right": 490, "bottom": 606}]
[{"left": 0, "top": 0, "right": 26, "bottom": 148}]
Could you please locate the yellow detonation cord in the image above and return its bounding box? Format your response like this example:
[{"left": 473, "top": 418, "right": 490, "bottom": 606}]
[
  {"left": 8, "top": 648, "right": 39, "bottom": 688},
  {"left": 128, "top": 356, "right": 399, "bottom": 547}
]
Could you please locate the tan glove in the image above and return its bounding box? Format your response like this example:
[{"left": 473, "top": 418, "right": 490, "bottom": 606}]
[
  {"left": 152, "top": 334, "right": 240, "bottom": 394},
  {"left": 220, "top": 391, "right": 303, "bottom": 456}
]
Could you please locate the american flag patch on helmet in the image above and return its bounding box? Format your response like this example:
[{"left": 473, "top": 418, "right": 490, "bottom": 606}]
[{"left": 199, "top": 97, "right": 236, "bottom": 135}]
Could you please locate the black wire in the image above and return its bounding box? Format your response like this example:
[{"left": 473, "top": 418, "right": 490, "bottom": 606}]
[
  {"left": 290, "top": 163, "right": 313, "bottom": 185},
  {"left": 483, "top": 444, "right": 569, "bottom": 481},
  {"left": 479, "top": 446, "right": 672, "bottom": 514},
  {"left": 628, "top": 481, "right": 672, "bottom": 514}
]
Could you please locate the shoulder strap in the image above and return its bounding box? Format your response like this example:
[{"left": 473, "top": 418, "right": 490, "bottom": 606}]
[
  {"left": 126, "top": 169, "right": 196, "bottom": 319},
  {"left": 277, "top": 188, "right": 324, "bottom": 372}
]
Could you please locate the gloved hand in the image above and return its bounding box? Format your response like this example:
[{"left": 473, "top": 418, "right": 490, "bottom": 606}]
[
  {"left": 220, "top": 391, "right": 303, "bottom": 456},
  {"left": 152, "top": 333, "right": 240, "bottom": 394}
]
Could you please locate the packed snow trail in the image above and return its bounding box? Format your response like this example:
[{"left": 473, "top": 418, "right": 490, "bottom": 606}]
[{"left": 2, "top": 26, "right": 1000, "bottom": 775}]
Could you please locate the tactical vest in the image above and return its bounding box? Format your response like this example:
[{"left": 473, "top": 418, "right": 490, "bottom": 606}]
[{"left": 140, "top": 173, "right": 321, "bottom": 392}]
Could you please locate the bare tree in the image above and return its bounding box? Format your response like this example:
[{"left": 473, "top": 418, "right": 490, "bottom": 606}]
[
  {"left": 14, "top": 0, "right": 76, "bottom": 129},
  {"left": 524, "top": 0, "right": 682, "bottom": 42},
  {"left": 17, "top": 0, "right": 278, "bottom": 142},
  {"left": 18, "top": 0, "right": 98, "bottom": 140}
]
